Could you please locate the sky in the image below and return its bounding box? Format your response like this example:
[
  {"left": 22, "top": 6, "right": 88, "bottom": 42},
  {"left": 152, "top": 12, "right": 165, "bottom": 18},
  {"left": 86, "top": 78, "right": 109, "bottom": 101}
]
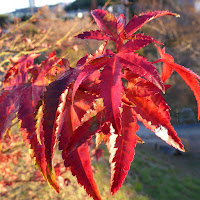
[{"left": 0, "top": 0, "right": 75, "bottom": 14}]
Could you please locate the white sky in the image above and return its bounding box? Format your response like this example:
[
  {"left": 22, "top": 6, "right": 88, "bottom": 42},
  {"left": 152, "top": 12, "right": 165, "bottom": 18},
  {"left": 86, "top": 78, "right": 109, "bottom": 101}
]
[{"left": 0, "top": 0, "right": 75, "bottom": 14}]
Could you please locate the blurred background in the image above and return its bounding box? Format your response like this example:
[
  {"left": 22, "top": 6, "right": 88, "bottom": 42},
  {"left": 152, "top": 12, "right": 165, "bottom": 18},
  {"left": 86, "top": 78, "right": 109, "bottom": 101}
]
[{"left": 0, "top": 0, "right": 200, "bottom": 199}]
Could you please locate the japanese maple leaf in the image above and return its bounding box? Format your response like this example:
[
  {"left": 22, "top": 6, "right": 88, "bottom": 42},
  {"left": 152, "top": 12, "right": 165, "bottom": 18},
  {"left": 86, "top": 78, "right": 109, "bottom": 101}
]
[
  {"left": 58, "top": 89, "right": 103, "bottom": 200},
  {"left": 3, "top": 53, "right": 40, "bottom": 87},
  {"left": 154, "top": 45, "right": 200, "bottom": 119},
  {"left": 108, "top": 105, "right": 138, "bottom": 195},
  {"left": 124, "top": 73, "right": 184, "bottom": 151},
  {"left": 42, "top": 79, "right": 104, "bottom": 199},
  {"left": 74, "top": 10, "right": 180, "bottom": 136},
  {"left": 0, "top": 52, "right": 67, "bottom": 192},
  {"left": 41, "top": 52, "right": 107, "bottom": 199},
  {"left": 74, "top": 10, "right": 178, "bottom": 137}
]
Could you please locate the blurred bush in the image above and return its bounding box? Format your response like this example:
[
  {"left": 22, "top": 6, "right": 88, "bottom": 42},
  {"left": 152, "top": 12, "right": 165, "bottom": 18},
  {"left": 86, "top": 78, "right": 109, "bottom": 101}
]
[{"left": 0, "top": 6, "right": 102, "bottom": 81}]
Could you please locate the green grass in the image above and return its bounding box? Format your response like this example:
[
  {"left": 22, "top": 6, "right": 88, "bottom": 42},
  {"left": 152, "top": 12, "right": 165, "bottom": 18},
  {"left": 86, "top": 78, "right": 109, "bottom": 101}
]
[
  {"left": 1, "top": 143, "right": 200, "bottom": 200},
  {"left": 128, "top": 144, "right": 200, "bottom": 200}
]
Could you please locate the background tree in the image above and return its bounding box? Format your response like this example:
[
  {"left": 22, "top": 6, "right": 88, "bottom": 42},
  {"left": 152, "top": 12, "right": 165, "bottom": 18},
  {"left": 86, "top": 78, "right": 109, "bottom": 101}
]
[
  {"left": 65, "top": 0, "right": 107, "bottom": 11},
  {"left": 0, "top": 14, "right": 8, "bottom": 28},
  {"left": 91, "top": 0, "right": 98, "bottom": 10},
  {"left": 133, "top": 0, "right": 200, "bottom": 122}
]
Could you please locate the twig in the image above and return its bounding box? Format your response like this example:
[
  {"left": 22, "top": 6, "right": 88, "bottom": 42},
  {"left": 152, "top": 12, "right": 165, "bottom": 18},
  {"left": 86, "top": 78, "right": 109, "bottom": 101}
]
[{"left": 102, "top": 0, "right": 111, "bottom": 10}]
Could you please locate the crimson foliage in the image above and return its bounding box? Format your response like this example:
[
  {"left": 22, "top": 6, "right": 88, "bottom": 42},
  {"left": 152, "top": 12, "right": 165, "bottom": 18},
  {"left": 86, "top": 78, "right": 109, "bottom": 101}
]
[{"left": 1, "top": 9, "right": 200, "bottom": 200}]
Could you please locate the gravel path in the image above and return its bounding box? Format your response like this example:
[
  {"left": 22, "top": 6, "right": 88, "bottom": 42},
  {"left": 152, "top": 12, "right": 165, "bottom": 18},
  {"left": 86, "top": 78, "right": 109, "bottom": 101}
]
[{"left": 136, "top": 123, "right": 200, "bottom": 152}]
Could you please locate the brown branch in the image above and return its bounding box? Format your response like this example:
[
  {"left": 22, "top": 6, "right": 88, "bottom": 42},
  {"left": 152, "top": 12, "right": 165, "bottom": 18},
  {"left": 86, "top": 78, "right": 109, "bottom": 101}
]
[{"left": 1, "top": 142, "right": 24, "bottom": 154}]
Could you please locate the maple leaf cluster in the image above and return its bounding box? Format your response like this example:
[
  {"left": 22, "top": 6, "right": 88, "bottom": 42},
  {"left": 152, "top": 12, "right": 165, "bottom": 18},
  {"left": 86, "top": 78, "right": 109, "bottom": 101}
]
[{"left": 1, "top": 9, "right": 200, "bottom": 200}]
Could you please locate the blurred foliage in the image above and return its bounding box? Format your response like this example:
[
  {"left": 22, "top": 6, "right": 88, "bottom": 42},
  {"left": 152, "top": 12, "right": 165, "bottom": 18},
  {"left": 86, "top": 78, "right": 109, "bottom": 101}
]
[
  {"left": 1, "top": 141, "right": 200, "bottom": 199},
  {"left": 0, "top": 142, "right": 147, "bottom": 200},
  {"left": 0, "top": 14, "right": 9, "bottom": 28},
  {"left": 0, "top": 7, "right": 101, "bottom": 81},
  {"left": 65, "top": 0, "right": 107, "bottom": 11}
]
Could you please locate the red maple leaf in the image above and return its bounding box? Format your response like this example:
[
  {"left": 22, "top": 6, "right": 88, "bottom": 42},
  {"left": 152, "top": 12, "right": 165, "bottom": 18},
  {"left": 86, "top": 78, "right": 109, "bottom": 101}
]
[{"left": 0, "top": 52, "right": 67, "bottom": 192}]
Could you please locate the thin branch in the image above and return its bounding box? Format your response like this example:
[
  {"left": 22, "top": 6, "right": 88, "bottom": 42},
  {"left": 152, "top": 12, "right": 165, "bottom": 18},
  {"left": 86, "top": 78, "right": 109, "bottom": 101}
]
[{"left": 0, "top": 12, "right": 39, "bottom": 41}]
